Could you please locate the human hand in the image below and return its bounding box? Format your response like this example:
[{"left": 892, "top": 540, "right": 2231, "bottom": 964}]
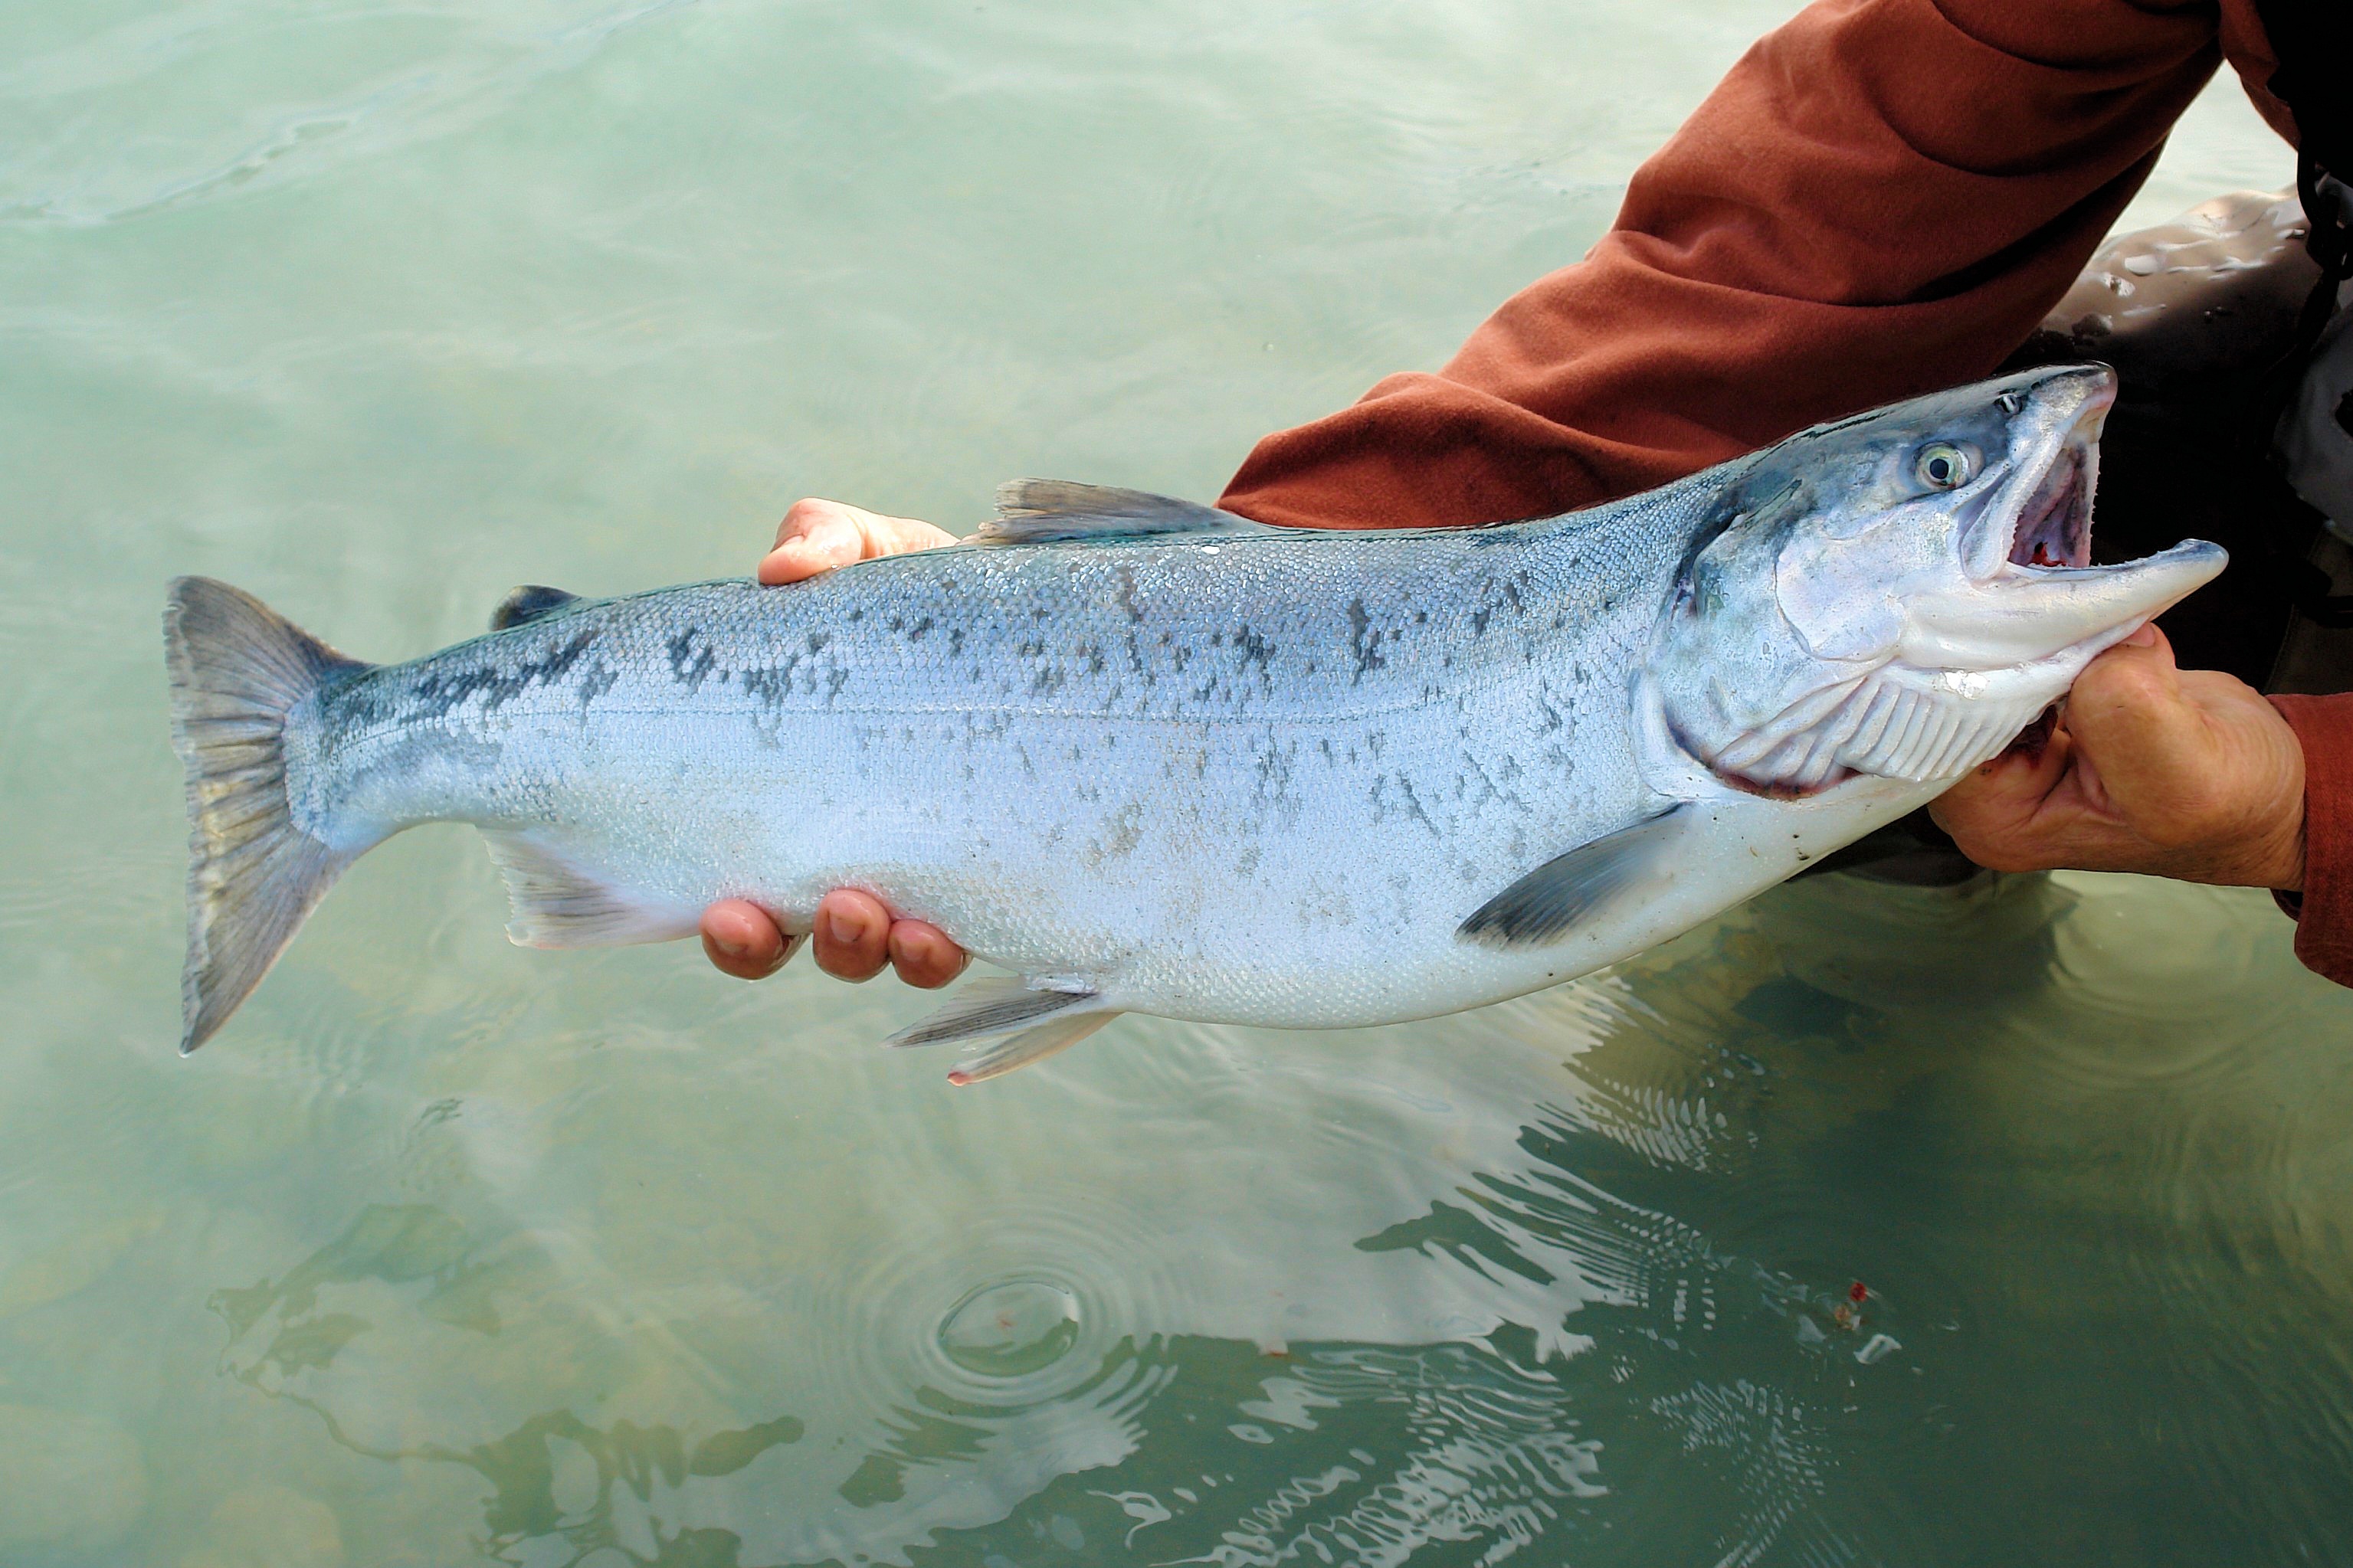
[
  {"left": 755, "top": 496, "right": 956, "bottom": 585},
  {"left": 1929, "top": 624, "right": 2306, "bottom": 891},
  {"left": 704, "top": 498, "right": 968, "bottom": 986}
]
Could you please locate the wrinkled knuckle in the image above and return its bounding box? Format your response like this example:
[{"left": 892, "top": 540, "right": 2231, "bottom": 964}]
[
  {"left": 2076, "top": 657, "right": 2164, "bottom": 712},
  {"left": 2186, "top": 669, "right": 2260, "bottom": 705}
]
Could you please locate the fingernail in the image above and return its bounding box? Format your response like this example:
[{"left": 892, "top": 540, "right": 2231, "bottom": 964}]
[
  {"left": 713, "top": 935, "right": 747, "bottom": 959},
  {"left": 826, "top": 908, "right": 863, "bottom": 945}
]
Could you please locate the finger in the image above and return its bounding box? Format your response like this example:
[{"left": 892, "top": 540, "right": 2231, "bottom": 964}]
[
  {"left": 888, "top": 920, "right": 969, "bottom": 989},
  {"left": 758, "top": 499, "right": 869, "bottom": 584},
  {"left": 811, "top": 888, "right": 892, "bottom": 981},
  {"left": 758, "top": 501, "right": 955, "bottom": 584},
  {"left": 701, "top": 899, "right": 793, "bottom": 980},
  {"left": 1928, "top": 728, "right": 2076, "bottom": 868}
]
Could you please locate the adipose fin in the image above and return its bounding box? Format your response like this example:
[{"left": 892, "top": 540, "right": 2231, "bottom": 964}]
[{"left": 490, "top": 585, "right": 585, "bottom": 630}]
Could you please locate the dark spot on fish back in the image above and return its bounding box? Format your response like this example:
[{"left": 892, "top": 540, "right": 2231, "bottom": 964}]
[
  {"left": 409, "top": 628, "right": 601, "bottom": 718},
  {"left": 1347, "top": 598, "right": 1387, "bottom": 683},
  {"left": 667, "top": 629, "right": 718, "bottom": 692}
]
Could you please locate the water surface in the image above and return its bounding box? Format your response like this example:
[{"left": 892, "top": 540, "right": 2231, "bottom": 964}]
[{"left": 4, "top": 2, "right": 2350, "bottom": 1563}]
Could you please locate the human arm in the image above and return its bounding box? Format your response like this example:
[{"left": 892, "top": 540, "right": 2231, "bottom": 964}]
[{"left": 1220, "top": 0, "right": 2257, "bottom": 530}]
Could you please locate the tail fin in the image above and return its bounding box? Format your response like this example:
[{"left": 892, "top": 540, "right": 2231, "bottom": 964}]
[{"left": 164, "top": 577, "right": 371, "bottom": 1053}]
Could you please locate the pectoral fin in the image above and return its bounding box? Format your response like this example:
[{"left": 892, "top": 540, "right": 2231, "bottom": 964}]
[
  {"left": 1457, "top": 803, "right": 1693, "bottom": 948},
  {"left": 884, "top": 976, "right": 1119, "bottom": 1084}
]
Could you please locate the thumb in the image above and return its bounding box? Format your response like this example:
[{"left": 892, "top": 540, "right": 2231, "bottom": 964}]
[
  {"left": 759, "top": 499, "right": 868, "bottom": 584},
  {"left": 2058, "top": 626, "right": 2219, "bottom": 828}
]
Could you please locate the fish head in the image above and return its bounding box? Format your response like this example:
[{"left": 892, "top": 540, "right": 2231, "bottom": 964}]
[{"left": 1648, "top": 364, "right": 2225, "bottom": 794}]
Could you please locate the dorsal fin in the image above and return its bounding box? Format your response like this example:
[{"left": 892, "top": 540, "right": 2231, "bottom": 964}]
[
  {"left": 490, "top": 585, "right": 583, "bottom": 630},
  {"left": 976, "top": 480, "right": 1281, "bottom": 545}
]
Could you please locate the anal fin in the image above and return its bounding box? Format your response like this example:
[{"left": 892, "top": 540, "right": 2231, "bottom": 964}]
[
  {"left": 1457, "top": 802, "right": 1693, "bottom": 948},
  {"left": 884, "top": 975, "right": 1119, "bottom": 1084},
  {"left": 481, "top": 830, "right": 696, "bottom": 948}
]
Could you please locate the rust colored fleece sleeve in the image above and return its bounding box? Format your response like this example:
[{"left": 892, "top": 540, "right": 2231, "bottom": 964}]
[
  {"left": 1218, "top": 0, "right": 2280, "bottom": 531},
  {"left": 2270, "top": 696, "right": 2353, "bottom": 988}
]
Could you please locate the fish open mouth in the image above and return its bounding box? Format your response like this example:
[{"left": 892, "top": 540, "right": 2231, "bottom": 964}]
[
  {"left": 1953, "top": 372, "right": 2109, "bottom": 588},
  {"left": 2008, "top": 436, "right": 2093, "bottom": 570}
]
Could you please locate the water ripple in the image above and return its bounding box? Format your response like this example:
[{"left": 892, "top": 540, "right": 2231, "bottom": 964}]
[{"left": 0, "top": 0, "right": 704, "bottom": 227}]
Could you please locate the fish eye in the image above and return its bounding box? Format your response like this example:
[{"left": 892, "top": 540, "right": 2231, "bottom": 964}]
[{"left": 1915, "top": 441, "right": 1976, "bottom": 490}]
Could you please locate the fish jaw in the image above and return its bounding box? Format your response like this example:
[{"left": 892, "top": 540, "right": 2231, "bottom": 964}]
[{"left": 1898, "top": 539, "right": 2226, "bottom": 674}]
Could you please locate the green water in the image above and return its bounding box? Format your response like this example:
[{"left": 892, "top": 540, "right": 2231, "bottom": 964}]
[{"left": 5, "top": 2, "right": 2351, "bottom": 1563}]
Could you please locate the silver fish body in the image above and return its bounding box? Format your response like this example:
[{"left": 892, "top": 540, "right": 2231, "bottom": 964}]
[
  {"left": 166, "top": 365, "right": 2226, "bottom": 1071},
  {"left": 306, "top": 492, "right": 1709, "bottom": 1027}
]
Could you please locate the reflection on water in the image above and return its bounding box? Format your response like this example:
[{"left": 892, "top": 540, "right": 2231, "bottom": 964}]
[
  {"left": 141, "top": 873, "right": 2353, "bottom": 1566},
  {"left": 5, "top": 0, "right": 2351, "bottom": 1562}
]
